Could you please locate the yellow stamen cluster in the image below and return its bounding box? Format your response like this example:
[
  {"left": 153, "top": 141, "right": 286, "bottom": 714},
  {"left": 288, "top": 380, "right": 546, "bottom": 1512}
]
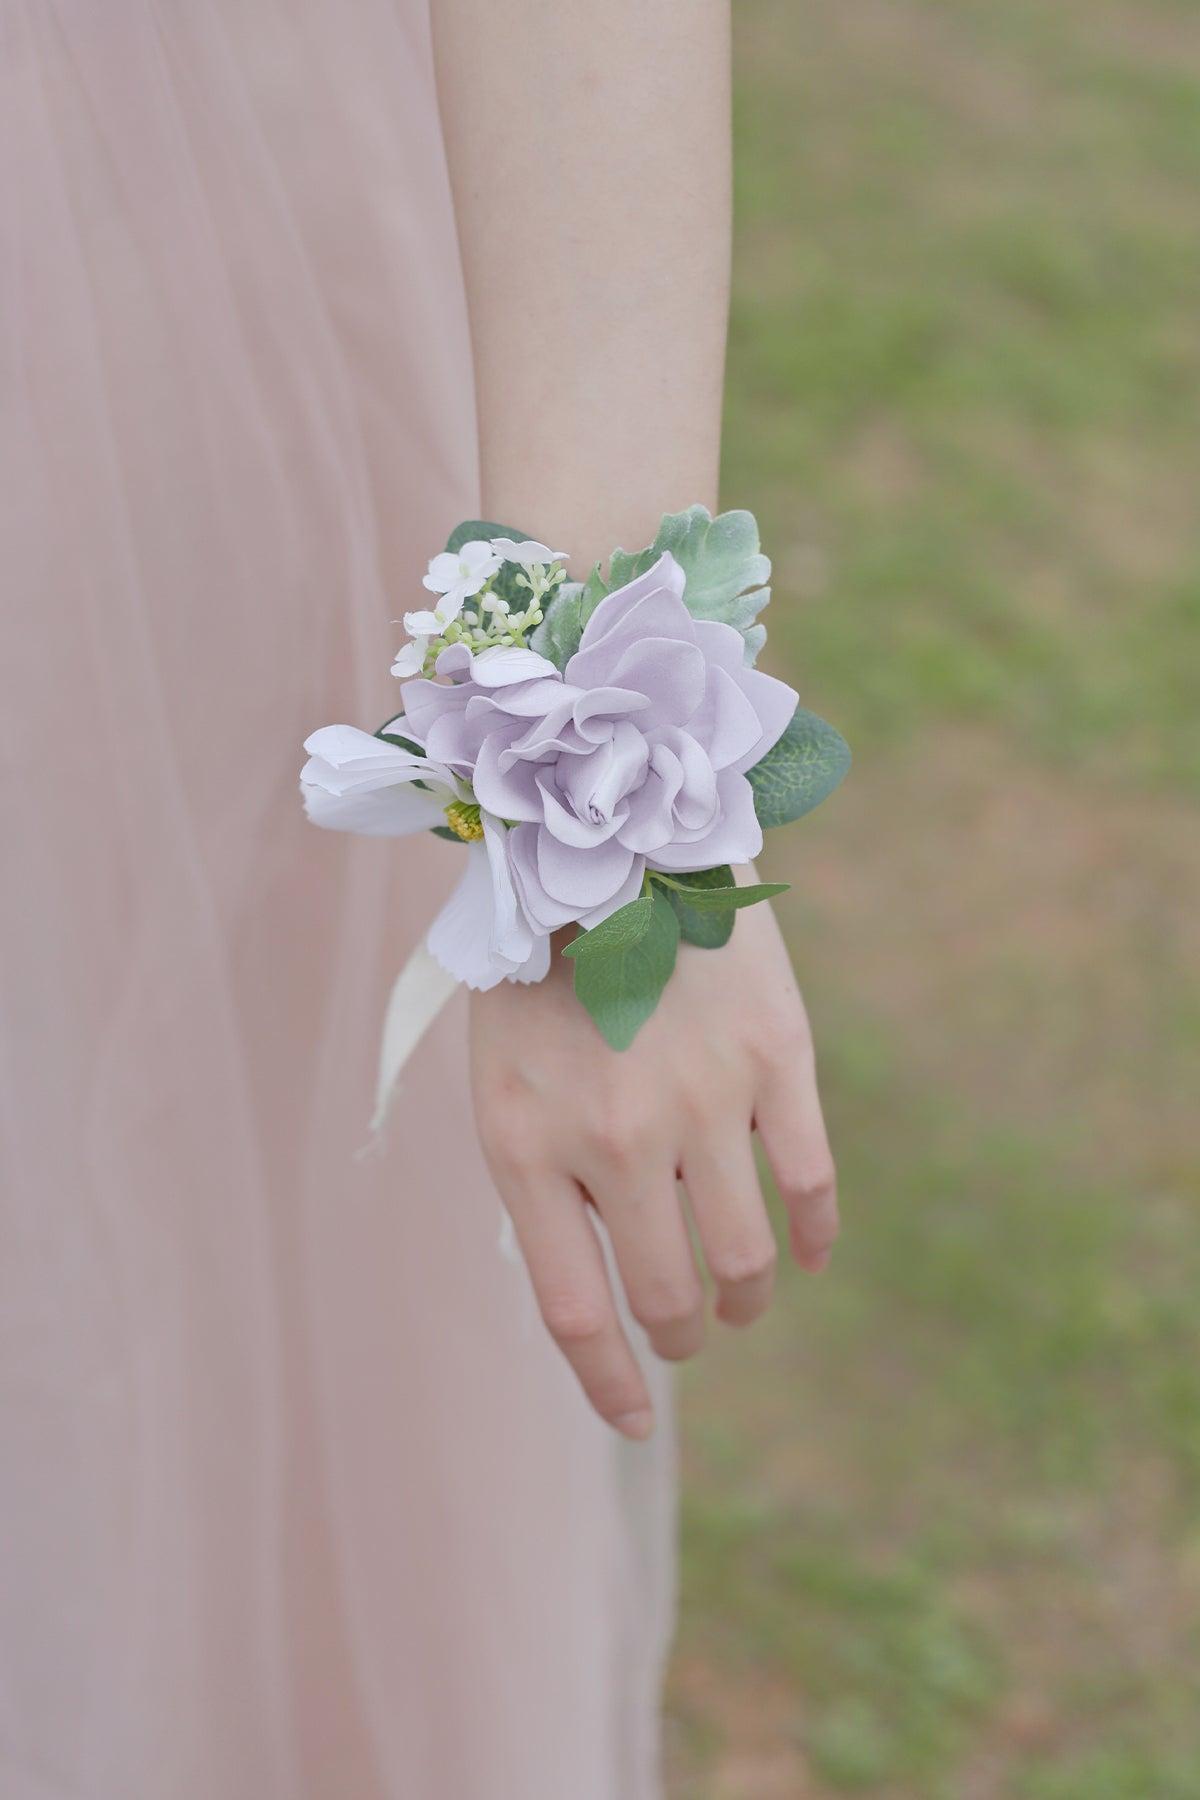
[{"left": 443, "top": 800, "right": 484, "bottom": 842}]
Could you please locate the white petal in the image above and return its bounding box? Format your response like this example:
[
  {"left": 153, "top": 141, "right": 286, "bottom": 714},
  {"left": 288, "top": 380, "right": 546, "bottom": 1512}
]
[
  {"left": 300, "top": 725, "right": 458, "bottom": 837},
  {"left": 403, "top": 608, "right": 443, "bottom": 636},
  {"left": 423, "top": 551, "right": 461, "bottom": 594},
  {"left": 481, "top": 814, "right": 538, "bottom": 968},
  {"left": 458, "top": 540, "right": 502, "bottom": 574},
  {"left": 302, "top": 770, "right": 446, "bottom": 836},
  {"left": 508, "top": 932, "right": 551, "bottom": 984},
  {"left": 469, "top": 645, "right": 560, "bottom": 686},
  {"left": 492, "top": 537, "right": 568, "bottom": 565},
  {"left": 427, "top": 844, "right": 511, "bottom": 990},
  {"left": 390, "top": 637, "right": 428, "bottom": 677}
]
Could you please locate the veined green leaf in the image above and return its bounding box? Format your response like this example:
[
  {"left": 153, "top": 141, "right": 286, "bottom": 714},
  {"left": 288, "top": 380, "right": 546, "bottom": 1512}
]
[
  {"left": 747, "top": 706, "right": 852, "bottom": 829},
  {"left": 561, "top": 893, "right": 654, "bottom": 959},
  {"left": 567, "top": 890, "right": 680, "bottom": 1050}
]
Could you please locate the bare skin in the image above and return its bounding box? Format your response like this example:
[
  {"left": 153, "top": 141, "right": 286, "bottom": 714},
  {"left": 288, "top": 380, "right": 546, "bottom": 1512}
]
[
  {"left": 469, "top": 891, "right": 838, "bottom": 1438},
  {"left": 432, "top": 0, "right": 838, "bottom": 1434}
]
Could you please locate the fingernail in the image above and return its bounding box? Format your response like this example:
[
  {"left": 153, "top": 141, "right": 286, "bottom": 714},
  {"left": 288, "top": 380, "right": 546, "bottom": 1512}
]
[
  {"left": 613, "top": 1409, "right": 655, "bottom": 1441},
  {"left": 803, "top": 1247, "right": 832, "bottom": 1274}
]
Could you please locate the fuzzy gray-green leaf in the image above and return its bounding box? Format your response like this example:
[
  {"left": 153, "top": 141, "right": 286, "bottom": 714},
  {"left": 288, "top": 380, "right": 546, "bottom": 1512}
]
[
  {"left": 747, "top": 706, "right": 852, "bottom": 829},
  {"left": 608, "top": 506, "right": 772, "bottom": 661},
  {"left": 568, "top": 890, "right": 680, "bottom": 1050}
]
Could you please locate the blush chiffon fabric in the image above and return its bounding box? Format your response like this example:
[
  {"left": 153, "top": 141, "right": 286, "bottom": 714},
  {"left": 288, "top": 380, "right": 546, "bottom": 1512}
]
[{"left": 0, "top": 4, "right": 674, "bottom": 1795}]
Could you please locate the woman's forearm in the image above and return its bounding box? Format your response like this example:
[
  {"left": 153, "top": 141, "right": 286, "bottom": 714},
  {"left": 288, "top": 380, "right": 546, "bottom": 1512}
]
[{"left": 430, "top": 0, "right": 731, "bottom": 574}]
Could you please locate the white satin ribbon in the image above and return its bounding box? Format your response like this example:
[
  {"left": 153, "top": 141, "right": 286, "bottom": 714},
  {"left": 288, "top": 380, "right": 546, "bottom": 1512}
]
[{"left": 367, "top": 938, "right": 458, "bottom": 1140}]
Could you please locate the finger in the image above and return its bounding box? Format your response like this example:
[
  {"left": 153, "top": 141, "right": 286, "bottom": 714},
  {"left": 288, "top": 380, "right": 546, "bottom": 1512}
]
[
  {"left": 584, "top": 1162, "right": 706, "bottom": 1363},
  {"left": 494, "top": 1164, "right": 654, "bottom": 1438},
  {"left": 681, "top": 1127, "right": 777, "bottom": 1327},
  {"left": 754, "top": 1042, "right": 839, "bottom": 1272}
]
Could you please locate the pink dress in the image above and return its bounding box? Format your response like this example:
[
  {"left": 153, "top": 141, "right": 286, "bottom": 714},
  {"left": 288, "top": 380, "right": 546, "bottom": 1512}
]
[{"left": 0, "top": 4, "right": 674, "bottom": 1795}]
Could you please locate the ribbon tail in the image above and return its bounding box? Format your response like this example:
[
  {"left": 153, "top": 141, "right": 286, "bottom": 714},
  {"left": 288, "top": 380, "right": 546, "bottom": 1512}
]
[{"left": 366, "top": 938, "right": 459, "bottom": 1143}]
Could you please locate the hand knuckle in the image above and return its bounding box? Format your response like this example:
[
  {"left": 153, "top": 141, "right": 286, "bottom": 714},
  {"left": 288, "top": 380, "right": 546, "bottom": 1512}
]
[
  {"left": 712, "top": 1235, "right": 777, "bottom": 1287},
  {"left": 539, "top": 1291, "right": 608, "bottom": 1346},
  {"left": 631, "top": 1279, "right": 701, "bottom": 1333}
]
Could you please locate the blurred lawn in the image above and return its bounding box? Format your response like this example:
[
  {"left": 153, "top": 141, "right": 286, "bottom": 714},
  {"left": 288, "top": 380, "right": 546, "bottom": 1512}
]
[{"left": 666, "top": 2, "right": 1200, "bottom": 1795}]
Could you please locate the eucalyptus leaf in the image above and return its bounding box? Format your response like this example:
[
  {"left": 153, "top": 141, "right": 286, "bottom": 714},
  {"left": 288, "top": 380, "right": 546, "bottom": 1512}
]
[
  {"left": 567, "top": 890, "right": 680, "bottom": 1050},
  {"left": 747, "top": 706, "right": 852, "bottom": 829},
  {"left": 652, "top": 865, "right": 788, "bottom": 947},
  {"left": 654, "top": 874, "right": 789, "bottom": 911},
  {"left": 561, "top": 893, "right": 654, "bottom": 958},
  {"left": 655, "top": 863, "right": 739, "bottom": 947}
]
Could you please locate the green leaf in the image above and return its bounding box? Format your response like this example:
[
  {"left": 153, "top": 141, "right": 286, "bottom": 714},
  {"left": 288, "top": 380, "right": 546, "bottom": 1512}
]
[
  {"left": 561, "top": 893, "right": 654, "bottom": 958},
  {"left": 374, "top": 725, "right": 424, "bottom": 758},
  {"left": 444, "top": 519, "right": 529, "bottom": 554},
  {"left": 531, "top": 563, "right": 607, "bottom": 670},
  {"left": 652, "top": 865, "right": 789, "bottom": 947},
  {"left": 654, "top": 873, "right": 788, "bottom": 910},
  {"left": 530, "top": 580, "right": 584, "bottom": 670},
  {"left": 567, "top": 890, "right": 680, "bottom": 1050},
  {"left": 655, "top": 863, "right": 739, "bottom": 947},
  {"left": 609, "top": 506, "right": 772, "bottom": 662},
  {"left": 747, "top": 705, "right": 852, "bottom": 829},
  {"left": 535, "top": 508, "right": 772, "bottom": 669}
]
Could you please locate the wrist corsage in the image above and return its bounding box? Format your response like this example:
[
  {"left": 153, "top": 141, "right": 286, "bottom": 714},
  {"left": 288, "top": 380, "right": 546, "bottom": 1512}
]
[{"left": 302, "top": 508, "right": 849, "bottom": 1127}]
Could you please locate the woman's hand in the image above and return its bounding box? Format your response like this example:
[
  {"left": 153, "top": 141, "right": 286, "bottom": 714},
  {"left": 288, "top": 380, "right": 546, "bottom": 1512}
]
[{"left": 469, "top": 879, "right": 838, "bottom": 1439}]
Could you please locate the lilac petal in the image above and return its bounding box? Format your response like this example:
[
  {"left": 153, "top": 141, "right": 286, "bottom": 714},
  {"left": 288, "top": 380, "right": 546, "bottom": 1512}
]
[
  {"left": 491, "top": 676, "right": 583, "bottom": 718},
  {"left": 469, "top": 645, "right": 560, "bottom": 686},
  {"left": 687, "top": 665, "right": 764, "bottom": 770},
  {"left": 647, "top": 770, "right": 764, "bottom": 870},
  {"left": 574, "top": 552, "right": 686, "bottom": 652},
  {"left": 557, "top": 722, "right": 649, "bottom": 826},
  {"left": 537, "top": 826, "right": 635, "bottom": 910},
  {"left": 472, "top": 732, "right": 548, "bottom": 822},
  {"left": 607, "top": 637, "right": 707, "bottom": 728},
  {"left": 507, "top": 824, "right": 580, "bottom": 931},
  {"left": 423, "top": 705, "right": 493, "bottom": 773},
  {"left": 616, "top": 750, "right": 683, "bottom": 854},
  {"left": 434, "top": 643, "right": 475, "bottom": 679},
  {"left": 692, "top": 618, "right": 747, "bottom": 674},
  {"left": 571, "top": 686, "right": 650, "bottom": 741},
  {"left": 398, "top": 674, "right": 470, "bottom": 743},
  {"left": 724, "top": 668, "right": 798, "bottom": 776},
  {"left": 503, "top": 699, "right": 590, "bottom": 762},
  {"left": 578, "top": 853, "right": 648, "bottom": 929},
  {"left": 535, "top": 770, "right": 628, "bottom": 848},
  {"left": 653, "top": 727, "right": 719, "bottom": 831}
]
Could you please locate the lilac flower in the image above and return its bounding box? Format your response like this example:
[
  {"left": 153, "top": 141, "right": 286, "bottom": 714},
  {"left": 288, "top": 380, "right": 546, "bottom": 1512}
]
[
  {"left": 398, "top": 554, "right": 797, "bottom": 933},
  {"left": 300, "top": 726, "right": 548, "bottom": 990}
]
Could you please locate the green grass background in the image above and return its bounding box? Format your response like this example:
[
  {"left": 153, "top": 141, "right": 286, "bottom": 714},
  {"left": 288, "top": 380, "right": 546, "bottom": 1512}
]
[{"left": 666, "top": 2, "right": 1200, "bottom": 1794}]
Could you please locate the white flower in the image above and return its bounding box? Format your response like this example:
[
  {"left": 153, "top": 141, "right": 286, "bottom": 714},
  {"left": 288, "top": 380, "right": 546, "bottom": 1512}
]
[
  {"left": 300, "top": 724, "right": 546, "bottom": 990},
  {"left": 421, "top": 540, "right": 502, "bottom": 616},
  {"left": 490, "top": 537, "right": 569, "bottom": 568},
  {"left": 390, "top": 636, "right": 429, "bottom": 678}
]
